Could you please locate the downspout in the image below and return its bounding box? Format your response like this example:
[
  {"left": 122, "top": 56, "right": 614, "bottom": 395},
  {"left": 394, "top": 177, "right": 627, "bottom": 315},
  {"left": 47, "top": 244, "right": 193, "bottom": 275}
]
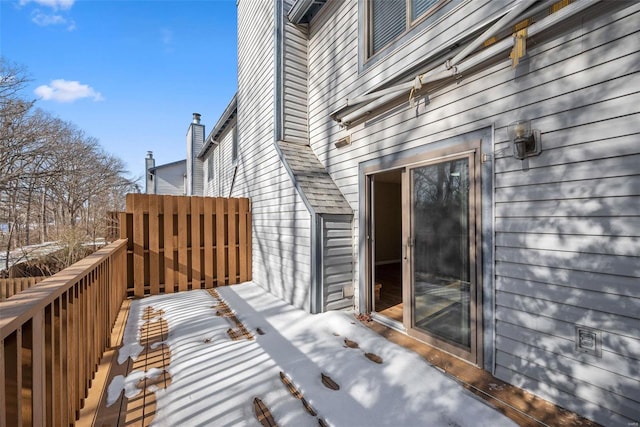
[
  {"left": 228, "top": 164, "right": 238, "bottom": 198},
  {"left": 274, "top": 0, "right": 284, "bottom": 142},
  {"left": 491, "top": 123, "right": 498, "bottom": 376}
]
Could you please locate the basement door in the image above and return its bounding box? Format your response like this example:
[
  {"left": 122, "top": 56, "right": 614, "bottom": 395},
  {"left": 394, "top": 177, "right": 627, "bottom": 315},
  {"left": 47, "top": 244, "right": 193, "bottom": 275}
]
[{"left": 369, "top": 142, "right": 482, "bottom": 364}]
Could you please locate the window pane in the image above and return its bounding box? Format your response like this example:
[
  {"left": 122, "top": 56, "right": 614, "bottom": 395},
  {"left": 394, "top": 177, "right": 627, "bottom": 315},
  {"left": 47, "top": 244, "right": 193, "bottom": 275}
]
[
  {"left": 412, "top": 158, "right": 471, "bottom": 348},
  {"left": 232, "top": 126, "right": 238, "bottom": 163},
  {"left": 207, "top": 156, "right": 213, "bottom": 182},
  {"left": 371, "top": 0, "right": 406, "bottom": 55},
  {"left": 411, "top": 0, "right": 441, "bottom": 21}
]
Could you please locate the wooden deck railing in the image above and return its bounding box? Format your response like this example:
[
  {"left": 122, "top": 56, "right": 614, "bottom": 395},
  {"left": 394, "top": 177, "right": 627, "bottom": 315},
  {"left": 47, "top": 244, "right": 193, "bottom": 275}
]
[
  {"left": 0, "top": 277, "right": 47, "bottom": 301},
  {"left": 0, "top": 239, "right": 127, "bottom": 426}
]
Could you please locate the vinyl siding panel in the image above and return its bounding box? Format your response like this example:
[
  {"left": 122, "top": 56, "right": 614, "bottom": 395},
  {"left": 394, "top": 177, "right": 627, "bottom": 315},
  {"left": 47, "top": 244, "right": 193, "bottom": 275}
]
[
  {"left": 283, "top": 18, "right": 309, "bottom": 143},
  {"left": 206, "top": 121, "right": 237, "bottom": 198},
  {"left": 154, "top": 162, "right": 185, "bottom": 195},
  {"left": 203, "top": 148, "right": 217, "bottom": 196},
  {"left": 236, "top": 0, "right": 312, "bottom": 311},
  {"left": 322, "top": 216, "right": 354, "bottom": 311},
  {"left": 308, "top": 1, "right": 640, "bottom": 424}
]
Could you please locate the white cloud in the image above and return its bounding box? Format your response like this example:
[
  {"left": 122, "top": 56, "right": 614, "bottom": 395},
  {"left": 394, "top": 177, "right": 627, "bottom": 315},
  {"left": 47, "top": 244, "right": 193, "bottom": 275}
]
[
  {"left": 19, "top": 0, "right": 75, "bottom": 10},
  {"left": 30, "top": 10, "right": 76, "bottom": 30},
  {"left": 35, "top": 79, "right": 104, "bottom": 103}
]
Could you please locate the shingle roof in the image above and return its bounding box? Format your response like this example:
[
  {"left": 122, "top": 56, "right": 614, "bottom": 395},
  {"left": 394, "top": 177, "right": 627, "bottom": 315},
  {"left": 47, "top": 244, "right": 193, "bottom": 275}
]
[{"left": 277, "top": 141, "right": 352, "bottom": 215}]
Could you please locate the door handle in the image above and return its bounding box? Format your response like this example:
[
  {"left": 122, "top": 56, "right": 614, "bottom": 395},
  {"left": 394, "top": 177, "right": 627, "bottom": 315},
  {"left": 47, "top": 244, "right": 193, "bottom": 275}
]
[{"left": 404, "top": 237, "right": 413, "bottom": 261}]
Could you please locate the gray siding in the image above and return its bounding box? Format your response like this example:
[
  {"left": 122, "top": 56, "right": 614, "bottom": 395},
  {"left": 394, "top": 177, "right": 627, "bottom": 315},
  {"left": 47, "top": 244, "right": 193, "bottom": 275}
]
[
  {"left": 219, "top": 123, "right": 236, "bottom": 197},
  {"left": 236, "top": 0, "right": 312, "bottom": 310},
  {"left": 203, "top": 122, "right": 237, "bottom": 198},
  {"left": 307, "top": 0, "right": 640, "bottom": 425},
  {"left": 186, "top": 123, "right": 205, "bottom": 196},
  {"left": 154, "top": 162, "right": 185, "bottom": 195},
  {"left": 322, "top": 215, "right": 354, "bottom": 311},
  {"left": 203, "top": 147, "right": 217, "bottom": 197},
  {"left": 491, "top": 5, "right": 640, "bottom": 423},
  {"left": 282, "top": 11, "right": 309, "bottom": 144}
]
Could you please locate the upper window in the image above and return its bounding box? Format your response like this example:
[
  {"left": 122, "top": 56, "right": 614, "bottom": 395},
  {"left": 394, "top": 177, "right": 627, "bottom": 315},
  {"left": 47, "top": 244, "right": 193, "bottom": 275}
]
[
  {"left": 231, "top": 126, "right": 238, "bottom": 165},
  {"left": 368, "top": 0, "right": 447, "bottom": 58},
  {"left": 207, "top": 155, "right": 214, "bottom": 182}
]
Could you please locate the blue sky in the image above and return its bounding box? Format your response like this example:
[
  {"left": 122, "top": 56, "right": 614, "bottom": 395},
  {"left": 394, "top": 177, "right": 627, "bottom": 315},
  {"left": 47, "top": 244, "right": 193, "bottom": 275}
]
[{"left": 1, "top": 0, "right": 238, "bottom": 182}]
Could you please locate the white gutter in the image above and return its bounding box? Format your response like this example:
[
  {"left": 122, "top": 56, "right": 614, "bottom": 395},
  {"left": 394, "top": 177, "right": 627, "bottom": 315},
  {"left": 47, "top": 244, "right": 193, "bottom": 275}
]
[
  {"left": 288, "top": 0, "right": 314, "bottom": 23},
  {"left": 337, "top": 0, "right": 599, "bottom": 126}
]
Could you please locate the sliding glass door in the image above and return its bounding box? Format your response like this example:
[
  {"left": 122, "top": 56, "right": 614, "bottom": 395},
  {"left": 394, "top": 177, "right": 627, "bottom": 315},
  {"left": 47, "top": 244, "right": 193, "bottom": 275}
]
[{"left": 403, "top": 151, "right": 480, "bottom": 361}]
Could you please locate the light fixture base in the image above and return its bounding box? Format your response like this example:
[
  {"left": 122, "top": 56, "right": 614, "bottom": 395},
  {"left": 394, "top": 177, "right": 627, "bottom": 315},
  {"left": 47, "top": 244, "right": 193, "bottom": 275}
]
[{"left": 512, "top": 129, "right": 541, "bottom": 160}]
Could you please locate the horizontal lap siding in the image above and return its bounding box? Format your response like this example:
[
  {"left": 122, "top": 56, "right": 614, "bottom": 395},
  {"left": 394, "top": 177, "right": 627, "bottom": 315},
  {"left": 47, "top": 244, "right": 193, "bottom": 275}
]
[
  {"left": 213, "top": 122, "right": 236, "bottom": 197},
  {"left": 323, "top": 216, "right": 354, "bottom": 311},
  {"left": 490, "top": 7, "right": 640, "bottom": 427},
  {"left": 308, "top": 0, "right": 640, "bottom": 424},
  {"left": 155, "top": 163, "right": 185, "bottom": 195},
  {"left": 237, "top": 0, "right": 311, "bottom": 310},
  {"left": 283, "top": 18, "right": 308, "bottom": 143},
  {"left": 203, "top": 149, "right": 216, "bottom": 196}
]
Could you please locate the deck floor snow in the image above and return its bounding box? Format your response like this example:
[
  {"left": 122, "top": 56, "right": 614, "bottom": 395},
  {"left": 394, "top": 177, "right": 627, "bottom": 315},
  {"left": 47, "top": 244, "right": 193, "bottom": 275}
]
[{"left": 104, "top": 282, "right": 517, "bottom": 427}]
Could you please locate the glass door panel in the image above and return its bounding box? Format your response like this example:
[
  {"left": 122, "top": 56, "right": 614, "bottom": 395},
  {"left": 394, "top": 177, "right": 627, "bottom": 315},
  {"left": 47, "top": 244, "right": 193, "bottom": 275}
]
[{"left": 411, "top": 157, "right": 471, "bottom": 349}]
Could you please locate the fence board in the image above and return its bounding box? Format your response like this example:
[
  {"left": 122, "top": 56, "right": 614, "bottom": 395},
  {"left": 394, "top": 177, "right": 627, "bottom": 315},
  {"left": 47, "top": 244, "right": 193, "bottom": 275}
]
[
  {"left": 239, "top": 198, "right": 249, "bottom": 283},
  {"left": 131, "top": 194, "right": 147, "bottom": 297},
  {"left": 191, "top": 197, "right": 202, "bottom": 289},
  {"left": 163, "top": 196, "right": 175, "bottom": 293},
  {"left": 216, "top": 198, "right": 227, "bottom": 286},
  {"left": 228, "top": 198, "right": 238, "bottom": 285},
  {"left": 177, "top": 196, "right": 189, "bottom": 292},
  {"left": 204, "top": 198, "right": 214, "bottom": 288},
  {"left": 149, "top": 195, "right": 160, "bottom": 295},
  {"left": 120, "top": 194, "right": 251, "bottom": 296}
]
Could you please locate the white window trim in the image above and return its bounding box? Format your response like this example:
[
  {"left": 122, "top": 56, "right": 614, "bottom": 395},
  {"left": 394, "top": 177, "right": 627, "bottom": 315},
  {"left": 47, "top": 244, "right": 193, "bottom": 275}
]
[
  {"left": 359, "top": 0, "right": 466, "bottom": 74},
  {"left": 365, "top": 0, "right": 450, "bottom": 60}
]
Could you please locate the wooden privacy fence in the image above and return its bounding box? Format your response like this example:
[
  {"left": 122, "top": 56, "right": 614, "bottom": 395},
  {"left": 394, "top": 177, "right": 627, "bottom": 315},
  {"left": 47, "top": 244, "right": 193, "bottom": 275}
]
[
  {"left": 0, "top": 276, "right": 47, "bottom": 301},
  {"left": 120, "top": 194, "right": 252, "bottom": 297},
  {"left": 0, "top": 239, "right": 127, "bottom": 426}
]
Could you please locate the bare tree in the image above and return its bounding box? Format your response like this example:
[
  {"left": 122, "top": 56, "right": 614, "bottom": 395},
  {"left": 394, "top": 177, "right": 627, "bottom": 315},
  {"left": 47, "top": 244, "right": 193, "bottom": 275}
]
[{"left": 1, "top": 58, "right": 137, "bottom": 273}]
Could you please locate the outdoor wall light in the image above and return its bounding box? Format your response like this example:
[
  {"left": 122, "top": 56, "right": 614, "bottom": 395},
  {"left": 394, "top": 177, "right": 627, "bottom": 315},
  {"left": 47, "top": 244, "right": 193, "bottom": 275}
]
[{"left": 508, "top": 120, "right": 541, "bottom": 160}]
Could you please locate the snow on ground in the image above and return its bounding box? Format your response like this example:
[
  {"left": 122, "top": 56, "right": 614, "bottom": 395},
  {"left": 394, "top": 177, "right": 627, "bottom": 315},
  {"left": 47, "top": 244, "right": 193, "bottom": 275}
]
[
  {"left": 109, "top": 282, "right": 517, "bottom": 427},
  {"left": 0, "top": 239, "right": 106, "bottom": 272}
]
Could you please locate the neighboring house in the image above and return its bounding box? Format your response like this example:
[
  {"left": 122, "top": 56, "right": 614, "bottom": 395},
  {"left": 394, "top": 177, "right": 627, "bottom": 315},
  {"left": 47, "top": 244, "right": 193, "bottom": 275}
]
[
  {"left": 146, "top": 113, "right": 205, "bottom": 196},
  {"left": 145, "top": 153, "right": 186, "bottom": 196},
  {"left": 179, "top": 0, "right": 640, "bottom": 425}
]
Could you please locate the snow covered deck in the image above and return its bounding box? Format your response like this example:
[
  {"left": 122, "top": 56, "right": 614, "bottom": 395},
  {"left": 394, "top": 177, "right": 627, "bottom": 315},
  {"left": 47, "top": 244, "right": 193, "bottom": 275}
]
[{"left": 78, "top": 283, "right": 599, "bottom": 427}]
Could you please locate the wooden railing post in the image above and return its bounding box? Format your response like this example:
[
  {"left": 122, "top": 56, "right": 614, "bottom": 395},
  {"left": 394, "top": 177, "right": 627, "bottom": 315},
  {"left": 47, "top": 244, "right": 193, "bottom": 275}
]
[{"left": 32, "top": 310, "right": 45, "bottom": 427}]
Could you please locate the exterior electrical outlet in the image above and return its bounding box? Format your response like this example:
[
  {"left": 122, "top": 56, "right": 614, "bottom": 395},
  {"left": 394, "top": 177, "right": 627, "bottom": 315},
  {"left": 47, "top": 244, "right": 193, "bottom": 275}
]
[{"left": 575, "top": 326, "right": 602, "bottom": 358}]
